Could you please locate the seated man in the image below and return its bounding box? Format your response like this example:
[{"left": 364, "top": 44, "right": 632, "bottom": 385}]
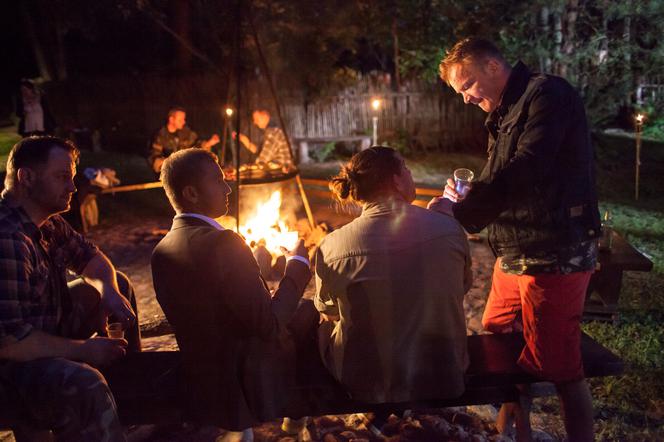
[
  {"left": 235, "top": 109, "right": 293, "bottom": 168},
  {"left": 148, "top": 106, "right": 220, "bottom": 173},
  {"left": 0, "top": 136, "right": 140, "bottom": 441},
  {"left": 315, "top": 146, "right": 471, "bottom": 408},
  {"left": 151, "top": 148, "right": 313, "bottom": 441}
]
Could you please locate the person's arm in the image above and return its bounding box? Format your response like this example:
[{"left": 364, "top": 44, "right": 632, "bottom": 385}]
[
  {"left": 201, "top": 134, "right": 220, "bottom": 150},
  {"left": 0, "top": 329, "right": 126, "bottom": 366},
  {"left": 220, "top": 233, "right": 310, "bottom": 339},
  {"left": 81, "top": 252, "right": 136, "bottom": 331},
  {"left": 453, "top": 82, "right": 572, "bottom": 232},
  {"left": 148, "top": 132, "right": 166, "bottom": 173},
  {"left": 0, "top": 234, "right": 125, "bottom": 366},
  {"left": 53, "top": 216, "right": 136, "bottom": 330},
  {"left": 313, "top": 245, "right": 341, "bottom": 321},
  {"left": 234, "top": 131, "right": 258, "bottom": 153}
]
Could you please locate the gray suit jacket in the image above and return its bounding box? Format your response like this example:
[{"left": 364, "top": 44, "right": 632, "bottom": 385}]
[{"left": 151, "top": 216, "right": 311, "bottom": 430}]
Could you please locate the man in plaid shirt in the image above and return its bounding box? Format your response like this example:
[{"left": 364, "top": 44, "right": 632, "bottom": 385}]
[
  {"left": 235, "top": 109, "right": 293, "bottom": 167},
  {"left": 0, "top": 136, "right": 139, "bottom": 441}
]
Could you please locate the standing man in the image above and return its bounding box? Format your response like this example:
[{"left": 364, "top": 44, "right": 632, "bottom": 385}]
[
  {"left": 429, "top": 38, "right": 600, "bottom": 442},
  {"left": 148, "top": 106, "right": 220, "bottom": 173},
  {"left": 235, "top": 109, "right": 293, "bottom": 167},
  {"left": 0, "top": 136, "right": 140, "bottom": 441}
]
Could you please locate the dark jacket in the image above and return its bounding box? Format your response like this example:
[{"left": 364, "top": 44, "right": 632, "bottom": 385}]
[
  {"left": 147, "top": 126, "right": 200, "bottom": 171},
  {"left": 151, "top": 216, "right": 311, "bottom": 430},
  {"left": 453, "top": 62, "right": 601, "bottom": 257}
]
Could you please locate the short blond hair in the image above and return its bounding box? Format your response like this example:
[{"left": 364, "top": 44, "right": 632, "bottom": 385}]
[{"left": 439, "top": 38, "right": 506, "bottom": 85}]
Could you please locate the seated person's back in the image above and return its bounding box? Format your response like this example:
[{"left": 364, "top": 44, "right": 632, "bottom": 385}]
[
  {"left": 151, "top": 148, "right": 312, "bottom": 434},
  {"left": 315, "top": 146, "right": 471, "bottom": 403}
]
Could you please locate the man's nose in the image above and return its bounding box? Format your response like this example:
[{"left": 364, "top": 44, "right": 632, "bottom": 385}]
[{"left": 462, "top": 93, "right": 471, "bottom": 104}]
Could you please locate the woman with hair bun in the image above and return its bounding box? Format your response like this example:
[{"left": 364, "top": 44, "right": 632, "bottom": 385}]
[{"left": 315, "top": 146, "right": 472, "bottom": 425}]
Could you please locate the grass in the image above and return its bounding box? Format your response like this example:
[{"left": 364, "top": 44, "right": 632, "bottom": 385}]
[
  {"left": 581, "top": 132, "right": 664, "bottom": 440},
  {"left": 0, "top": 130, "right": 21, "bottom": 167}
]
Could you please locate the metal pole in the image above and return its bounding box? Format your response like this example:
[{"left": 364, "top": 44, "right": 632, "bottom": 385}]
[
  {"left": 220, "top": 116, "right": 229, "bottom": 165},
  {"left": 234, "top": 0, "right": 243, "bottom": 232},
  {"left": 635, "top": 122, "right": 642, "bottom": 201},
  {"left": 372, "top": 116, "right": 378, "bottom": 146}
]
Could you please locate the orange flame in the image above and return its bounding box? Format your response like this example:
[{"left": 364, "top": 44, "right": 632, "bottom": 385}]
[{"left": 238, "top": 190, "right": 299, "bottom": 255}]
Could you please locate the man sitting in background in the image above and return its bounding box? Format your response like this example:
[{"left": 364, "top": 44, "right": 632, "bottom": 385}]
[
  {"left": 148, "top": 106, "right": 220, "bottom": 173},
  {"left": 0, "top": 136, "right": 140, "bottom": 441},
  {"left": 235, "top": 109, "right": 293, "bottom": 168},
  {"left": 152, "top": 148, "right": 315, "bottom": 441}
]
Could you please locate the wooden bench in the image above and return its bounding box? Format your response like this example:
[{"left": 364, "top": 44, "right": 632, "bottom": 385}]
[
  {"left": 585, "top": 230, "right": 653, "bottom": 320},
  {"left": 294, "top": 135, "right": 372, "bottom": 163},
  {"left": 98, "top": 332, "right": 622, "bottom": 425}
]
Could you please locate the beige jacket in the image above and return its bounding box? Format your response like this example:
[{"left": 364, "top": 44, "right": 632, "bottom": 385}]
[{"left": 315, "top": 199, "right": 471, "bottom": 403}]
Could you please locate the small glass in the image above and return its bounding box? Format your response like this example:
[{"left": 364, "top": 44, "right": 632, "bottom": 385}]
[
  {"left": 453, "top": 168, "right": 475, "bottom": 198},
  {"left": 107, "top": 322, "right": 125, "bottom": 339}
]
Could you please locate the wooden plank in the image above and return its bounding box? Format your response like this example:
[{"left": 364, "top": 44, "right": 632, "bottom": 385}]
[
  {"left": 97, "top": 332, "right": 623, "bottom": 425},
  {"left": 599, "top": 230, "right": 653, "bottom": 272}
]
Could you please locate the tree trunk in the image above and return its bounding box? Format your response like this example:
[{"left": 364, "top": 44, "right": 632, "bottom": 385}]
[
  {"left": 19, "top": 0, "right": 52, "bottom": 81},
  {"left": 622, "top": 9, "right": 633, "bottom": 105},
  {"left": 539, "top": 6, "right": 551, "bottom": 72},
  {"left": 170, "top": 0, "right": 193, "bottom": 71},
  {"left": 392, "top": 16, "right": 401, "bottom": 92},
  {"left": 553, "top": 7, "right": 563, "bottom": 76},
  {"left": 54, "top": 11, "right": 68, "bottom": 81},
  {"left": 597, "top": 0, "right": 609, "bottom": 67},
  {"left": 562, "top": 0, "right": 578, "bottom": 82}
]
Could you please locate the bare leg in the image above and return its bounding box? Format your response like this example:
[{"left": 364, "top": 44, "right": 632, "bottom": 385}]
[
  {"left": 496, "top": 385, "right": 532, "bottom": 442},
  {"left": 556, "top": 379, "right": 593, "bottom": 442}
]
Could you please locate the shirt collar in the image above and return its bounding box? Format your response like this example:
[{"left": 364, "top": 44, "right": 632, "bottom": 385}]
[{"left": 174, "top": 212, "right": 225, "bottom": 231}]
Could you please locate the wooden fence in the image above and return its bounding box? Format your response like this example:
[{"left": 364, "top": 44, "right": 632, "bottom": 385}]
[
  {"left": 636, "top": 76, "right": 664, "bottom": 106},
  {"left": 47, "top": 73, "right": 485, "bottom": 153}
]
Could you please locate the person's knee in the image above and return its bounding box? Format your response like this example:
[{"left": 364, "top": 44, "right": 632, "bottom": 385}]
[{"left": 60, "top": 361, "right": 113, "bottom": 402}]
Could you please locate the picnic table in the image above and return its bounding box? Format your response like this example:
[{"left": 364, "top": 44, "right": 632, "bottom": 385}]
[{"left": 585, "top": 229, "right": 654, "bottom": 320}]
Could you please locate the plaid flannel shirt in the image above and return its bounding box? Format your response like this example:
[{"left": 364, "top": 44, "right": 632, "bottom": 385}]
[
  {"left": 0, "top": 197, "right": 98, "bottom": 347},
  {"left": 256, "top": 127, "right": 292, "bottom": 165}
]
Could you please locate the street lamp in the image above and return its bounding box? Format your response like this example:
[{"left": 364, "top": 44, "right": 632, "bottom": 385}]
[
  {"left": 371, "top": 98, "right": 381, "bottom": 146},
  {"left": 635, "top": 113, "right": 645, "bottom": 200}
]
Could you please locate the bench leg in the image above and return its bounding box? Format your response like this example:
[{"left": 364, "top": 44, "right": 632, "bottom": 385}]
[{"left": 298, "top": 141, "right": 311, "bottom": 164}]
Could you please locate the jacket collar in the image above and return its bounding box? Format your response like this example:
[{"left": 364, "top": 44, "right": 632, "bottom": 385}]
[
  {"left": 485, "top": 61, "right": 532, "bottom": 129},
  {"left": 171, "top": 215, "right": 216, "bottom": 231},
  {"left": 362, "top": 198, "right": 410, "bottom": 217}
]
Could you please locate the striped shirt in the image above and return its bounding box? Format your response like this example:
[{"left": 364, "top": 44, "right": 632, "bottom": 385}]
[{"left": 256, "top": 127, "right": 292, "bottom": 165}]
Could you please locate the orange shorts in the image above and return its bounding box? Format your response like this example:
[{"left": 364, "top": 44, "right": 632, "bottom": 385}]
[{"left": 482, "top": 259, "right": 592, "bottom": 383}]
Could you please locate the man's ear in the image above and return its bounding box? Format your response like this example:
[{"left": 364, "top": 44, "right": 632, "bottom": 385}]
[
  {"left": 16, "top": 168, "right": 35, "bottom": 188},
  {"left": 181, "top": 185, "right": 198, "bottom": 205},
  {"left": 485, "top": 58, "right": 502, "bottom": 76}
]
